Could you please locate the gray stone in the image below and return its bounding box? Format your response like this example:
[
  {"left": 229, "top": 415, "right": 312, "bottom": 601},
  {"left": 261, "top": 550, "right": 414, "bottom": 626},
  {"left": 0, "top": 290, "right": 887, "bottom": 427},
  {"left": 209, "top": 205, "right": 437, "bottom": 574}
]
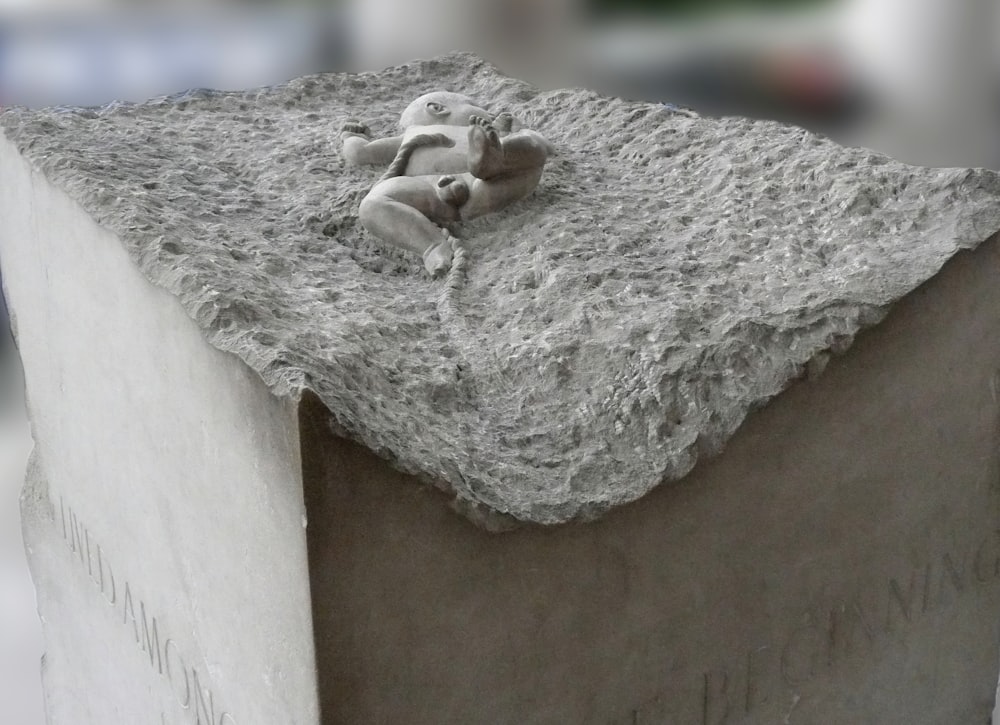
[
  {"left": 301, "top": 229, "right": 1000, "bottom": 721},
  {"left": 0, "top": 137, "right": 318, "bottom": 723},
  {"left": 343, "top": 91, "right": 553, "bottom": 276},
  {"left": 3, "top": 53, "right": 1000, "bottom": 526},
  {"left": 5, "top": 53, "right": 1000, "bottom": 725}
]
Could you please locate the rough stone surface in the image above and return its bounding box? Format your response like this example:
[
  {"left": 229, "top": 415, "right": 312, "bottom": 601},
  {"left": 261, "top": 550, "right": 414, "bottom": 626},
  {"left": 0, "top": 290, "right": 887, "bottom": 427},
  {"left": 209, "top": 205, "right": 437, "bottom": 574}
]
[{"left": 3, "top": 52, "right": 1000, "bottom": 525}]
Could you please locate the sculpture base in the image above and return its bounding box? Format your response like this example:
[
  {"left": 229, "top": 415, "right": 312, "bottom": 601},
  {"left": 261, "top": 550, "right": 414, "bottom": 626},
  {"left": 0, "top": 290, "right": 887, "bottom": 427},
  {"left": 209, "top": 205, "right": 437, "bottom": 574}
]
[{"left": 300, "top": 235, "right": 1000, "bottom": 724}]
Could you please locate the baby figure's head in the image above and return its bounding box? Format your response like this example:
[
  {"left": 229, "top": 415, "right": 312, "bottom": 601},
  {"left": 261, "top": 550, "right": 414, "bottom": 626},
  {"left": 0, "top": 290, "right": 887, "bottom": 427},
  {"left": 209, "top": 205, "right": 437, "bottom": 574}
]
[{"left": 399, "top": 91, "right": 491, "bottom": 130}]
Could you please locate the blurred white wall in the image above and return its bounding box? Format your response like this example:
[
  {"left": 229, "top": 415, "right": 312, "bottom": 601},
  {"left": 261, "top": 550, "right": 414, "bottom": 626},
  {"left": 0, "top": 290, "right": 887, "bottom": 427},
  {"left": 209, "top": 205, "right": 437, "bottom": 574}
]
[
  {"left": 0, "top": 10, "right": 334, "bottom": 107},
  {"left": 0, "top": 0, "right": 997, "bottom": 163},
  {"left": 839, "top": 0, "right": 999, "bottom": 168},
  {"left": 345, "top": 0, "right": 582, "bottom": 88}
]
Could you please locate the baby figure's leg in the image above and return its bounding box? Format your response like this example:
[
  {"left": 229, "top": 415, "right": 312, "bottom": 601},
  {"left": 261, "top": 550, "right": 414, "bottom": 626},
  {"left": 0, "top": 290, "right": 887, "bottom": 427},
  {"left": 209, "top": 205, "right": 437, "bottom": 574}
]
[
  {"left": 467, "top": 116, "right": 551, "bottom": 180},
  {"left": 459, "top": 116, "right": 550, "bottom": 221},
  {"left": 359, "top": 175, "right": 469, "bottom": 276}
]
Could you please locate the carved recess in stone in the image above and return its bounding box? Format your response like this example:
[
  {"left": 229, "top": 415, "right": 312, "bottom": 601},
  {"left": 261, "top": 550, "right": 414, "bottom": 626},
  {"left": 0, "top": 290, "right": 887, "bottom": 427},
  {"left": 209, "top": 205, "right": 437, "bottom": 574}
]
[{"left": 2, "top": 53, "right": 1000, "bottom": 526}]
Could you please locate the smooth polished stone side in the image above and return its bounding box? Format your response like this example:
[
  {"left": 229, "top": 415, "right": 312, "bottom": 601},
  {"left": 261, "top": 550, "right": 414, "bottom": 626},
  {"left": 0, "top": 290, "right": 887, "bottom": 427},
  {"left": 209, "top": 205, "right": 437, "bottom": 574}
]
[{"left": 0, "top": 135, "right": 320, "bottom": 725}]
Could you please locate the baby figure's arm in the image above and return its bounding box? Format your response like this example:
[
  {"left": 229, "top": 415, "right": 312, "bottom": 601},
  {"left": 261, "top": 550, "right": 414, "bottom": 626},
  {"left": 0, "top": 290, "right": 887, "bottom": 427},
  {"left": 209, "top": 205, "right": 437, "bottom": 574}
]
[{"left": 341, "top": 122, "right": 404, "bottom": 166}]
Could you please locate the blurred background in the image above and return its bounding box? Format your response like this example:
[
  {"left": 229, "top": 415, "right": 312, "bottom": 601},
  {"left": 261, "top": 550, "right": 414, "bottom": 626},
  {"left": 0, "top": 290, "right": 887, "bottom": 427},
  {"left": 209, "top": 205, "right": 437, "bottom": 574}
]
[
  {"left": 0, "top": 0, "right": 996, "bottom": 168},
  {"left": 0, "top": 1, "right": 997, "bottom": 722}
]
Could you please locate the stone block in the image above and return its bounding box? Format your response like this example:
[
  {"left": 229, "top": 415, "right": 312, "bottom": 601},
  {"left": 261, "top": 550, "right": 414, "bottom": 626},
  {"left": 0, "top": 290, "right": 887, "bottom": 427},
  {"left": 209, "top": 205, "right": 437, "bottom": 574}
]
[
  {"left": 2, "top": 53, "right": 1000, "bottom": 724},
  {"left": 301, "top": 234, "right": 1000, "bottom": 722}
]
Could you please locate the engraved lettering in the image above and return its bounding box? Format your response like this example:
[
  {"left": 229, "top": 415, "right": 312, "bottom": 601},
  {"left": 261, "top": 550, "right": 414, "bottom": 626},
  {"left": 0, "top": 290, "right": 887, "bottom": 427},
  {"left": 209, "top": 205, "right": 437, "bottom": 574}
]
[
  {"left": 886, "top": 573, "right": 917, "bottom": 629},
  {"left": 69, "top": 509, "right": 86, "bottom": 567},
  {"left": 828, "top": 599, "right": 875, "bottom": 658},
  {"left": 49, "top": 495, "right": 238, "bottom": 724},
  {"left": 701, "top": 670, "right": 732, "bottom": 725},
  {"left": 140, "top": 602, "right": 163, "bottom": 674},
  {"left": 84, "top": 528, "right": 97, "bottom": 580},
  {"left": 97, "top": 544, "right": 117, "bottom": 605},
  {"left": 939, "top": 552, "right": 965, "bottom": 603},
  {"left": 615, "top": 532, "right": 1000, "bottom": 722},
  {"left": 59, "top": 496, "right": 68, "bottom": 540},
  {"left": 122, "top": 582, "right": 140, "bottom": 644},
  {"left": 164, "top": 639, "right": 192, "bottom": 709},
  {"left": 192, "top": 668, "right": 215, "bottom": 725}
]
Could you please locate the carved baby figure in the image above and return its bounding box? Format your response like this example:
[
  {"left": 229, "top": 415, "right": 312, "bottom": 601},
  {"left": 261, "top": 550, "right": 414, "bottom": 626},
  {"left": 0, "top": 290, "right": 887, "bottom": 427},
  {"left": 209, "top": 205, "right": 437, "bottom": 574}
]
[{"left": 341, "top": 91, "right": 552, "bottom": 276}]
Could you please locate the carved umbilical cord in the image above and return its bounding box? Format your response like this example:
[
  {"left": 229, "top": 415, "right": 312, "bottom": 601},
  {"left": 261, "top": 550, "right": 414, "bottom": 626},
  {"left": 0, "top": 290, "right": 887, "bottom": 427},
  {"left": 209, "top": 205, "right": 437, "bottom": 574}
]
[
  {"left": 435, "top": 232, "right": 515, "bottom": 394},
  {"left": 379, "top": 133, "right": 470, "bottom": 318},
  {"left": 379, "top": 135, "right": 512, "bottom": 393},
  {"left": 378, "top": 133, "right": 453, "bottom": 183},
  {"left": 439, "top": 231, "right": 467, "bottom": 321}
]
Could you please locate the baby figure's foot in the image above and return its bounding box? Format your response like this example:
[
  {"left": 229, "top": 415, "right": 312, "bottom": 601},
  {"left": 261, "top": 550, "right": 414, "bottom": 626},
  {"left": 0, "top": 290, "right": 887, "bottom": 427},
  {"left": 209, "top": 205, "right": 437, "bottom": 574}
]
[
  {"left": 422, "top": 231, "right": 455, "bottom": 277},
  {"left": 468, "top": 116, "right": 504, "bottom": 179},
  {"left": 492, "top": 112, "right": 519, "bottom": 134}
]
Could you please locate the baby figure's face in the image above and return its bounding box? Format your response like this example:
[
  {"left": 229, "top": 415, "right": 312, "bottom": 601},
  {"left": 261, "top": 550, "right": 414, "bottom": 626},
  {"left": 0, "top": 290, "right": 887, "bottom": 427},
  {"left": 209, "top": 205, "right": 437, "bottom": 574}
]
[{"left": 399, "top": 91, "right": 491, "bottom": 129}]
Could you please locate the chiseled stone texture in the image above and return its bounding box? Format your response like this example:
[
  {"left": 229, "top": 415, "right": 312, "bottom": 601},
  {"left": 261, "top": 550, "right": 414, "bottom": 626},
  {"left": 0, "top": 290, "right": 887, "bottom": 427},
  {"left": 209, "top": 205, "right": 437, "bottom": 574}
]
[
  {"left": 300, "top": 231, "right": 1000, "bottom": 724},
  {"left": 3, "top": 53, "right": 1000, "bottom": 525}
]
